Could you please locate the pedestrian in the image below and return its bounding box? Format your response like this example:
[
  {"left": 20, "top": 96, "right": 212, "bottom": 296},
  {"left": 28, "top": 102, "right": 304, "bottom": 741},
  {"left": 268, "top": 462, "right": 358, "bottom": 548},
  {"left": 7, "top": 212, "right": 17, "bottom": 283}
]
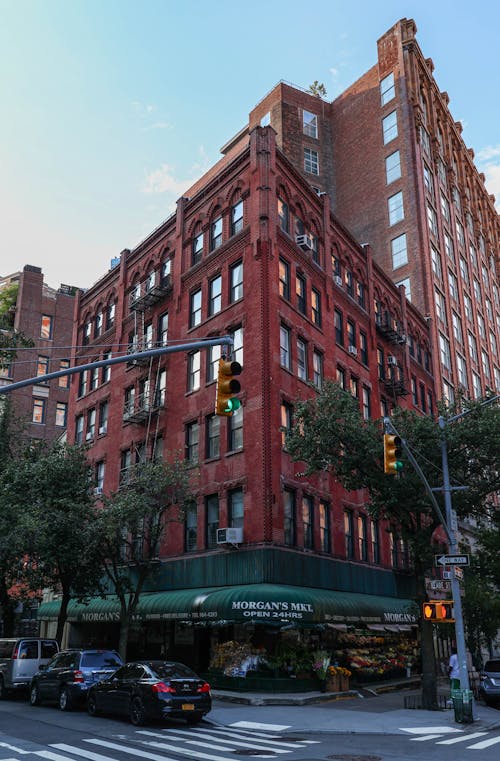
[{"left": 448, "top": 649, "right": 460, "bottom": 693}]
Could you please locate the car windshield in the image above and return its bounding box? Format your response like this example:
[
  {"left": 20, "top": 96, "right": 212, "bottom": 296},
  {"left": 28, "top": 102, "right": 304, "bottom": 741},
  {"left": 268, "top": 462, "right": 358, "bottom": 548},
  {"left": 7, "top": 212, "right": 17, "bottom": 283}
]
[
  {"left": 81, "top": 652, "right": 122, "bottom": 668},
  {"left": 150, "top": 662, "right": 198, "bottom": 679},
  {"left": 484, "top": 660, "right": 500, "bottom": 672}
]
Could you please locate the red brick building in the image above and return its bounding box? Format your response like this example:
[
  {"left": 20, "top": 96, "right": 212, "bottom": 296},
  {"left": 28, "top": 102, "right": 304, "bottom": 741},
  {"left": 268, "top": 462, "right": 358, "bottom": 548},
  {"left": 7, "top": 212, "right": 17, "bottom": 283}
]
[
  {"left": 49, "top": 127, "right": 432, "bottom": 665},
  {"left": 0, "top": 265, "right": 76, "bottom": 441},
  {"left": 246, "top": 18, "right": 500, "bottom": 404}
]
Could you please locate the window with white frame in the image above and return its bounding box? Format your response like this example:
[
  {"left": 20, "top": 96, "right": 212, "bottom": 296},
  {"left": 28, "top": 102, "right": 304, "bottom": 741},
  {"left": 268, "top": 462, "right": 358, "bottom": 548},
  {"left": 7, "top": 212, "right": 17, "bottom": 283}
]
[
  {"left": 280, "top": 324, "right": 291, "bottom": 370},
  {"left": 210, "top": 215, "right": 223, "bottom": 251},
  {"left": 472, "top": 372, "right": 482, "bottom": 399},
  {"left": 303, "top": 110, "right": 318, "bottom": 138},
  {"left": 388, "top": 191, "right": 404, "bottom": 225},
  {"left": 209, "top": 275, "right": 222, "bottom": 316},
  {"left": 207, "top": 343, "right": 221, "bottom": 383},
  {"left": 431, "top": 246, "right": 442, "bottom": 279},
  {"left": 229, "top": 406, "right": 243, "bottom": 451},
  {"left": 230, "top": 260, "right": 243, "bottom": 302},
  {"left": 427, "top": 204, "right": 438, "bottom": 238},
  {"left": 362, "top": 386, "right": 371, "bottom": 420},
  {"left": 459, "top": 257, "right": 469, "bottom": 284},
  {"left": 391, "top": 233, "right": 408, "bottom": 269},
  {"left": 464, "top": 294, "right": 473, "bottom": 322},
  {"left": 452, "top": 312, "right": 463, "bottom": 345},
  {"left": 313, "top": 350, "right": 323, "bottom": 389},
  {"left": 380, "top": 72, "right": 395, "bottom": 105},
  {"left": 228, "top": 488, "right": 244, "bottom": 529},
  {"left": 206, "top": 415, "right": 220, "bottom": 460},
  {"left": 482, "top": 350, "right": 491, "bottom": 383},
  {"left": 319, "top": 501, "right": 331, "bottom": 553},
  {"left": 382, "top": 111, "right": 398, "bottom": 144},
  {"left": 467, "top": 332, "right": 478, "bottom": 363},
  {"left": 448, "top": 270, "right": 458, "bottom": 301},
  {"left": 304, "top": 147, "right": 319, "bottom": 175},
  {"left": 302, "top": 495, "right": 314, "bottom": 549},
  {"left": 189, "top": 289, "right": 202, "bottom": 328},
  {"left": 440, "top": 193, "right": 450, "bottom": 224},
  {"left": 385, "top": 150, "right": 401, "bottom": 183},
  {"left": 423, "top": 162, "right": 434, "bottom": 198},
  {"left": 231, "top": 199, "right": 244, "bottom": 236},
  {"left": 477, "top": 313, "right": 486, "bottom": 340},
  {"left": 55, "top": 402, "right": 67, "bottom": 427},
  {"left": 297, "top": 338, "right": 307, "bottom": 380},
  {"left": 434, "top": 288, "right": 446, "bottom": 324},
  {"left": 456, "top": 353, "right": 468, "bottom": 387},
  {"left": 188, "top": 351, "right": 201, "bottom": 391},
  {"left": 230, "top": 326, "right": 243, "bottom": 366},
  {"left": 439, "top": 334, "right": 451, "bottom": 370},
  {"left": 278, "top": 198, "right": 289, "bottom": 233}
]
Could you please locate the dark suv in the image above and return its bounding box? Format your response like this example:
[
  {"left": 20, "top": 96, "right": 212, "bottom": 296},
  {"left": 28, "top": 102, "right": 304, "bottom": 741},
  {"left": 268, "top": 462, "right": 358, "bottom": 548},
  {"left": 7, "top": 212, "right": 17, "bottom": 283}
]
[
  {"left": 29, "top": 649, "right": 123, "bottom": 710},
  {"left": 479, "top": 659, "right": 500, "bottom": 706}
]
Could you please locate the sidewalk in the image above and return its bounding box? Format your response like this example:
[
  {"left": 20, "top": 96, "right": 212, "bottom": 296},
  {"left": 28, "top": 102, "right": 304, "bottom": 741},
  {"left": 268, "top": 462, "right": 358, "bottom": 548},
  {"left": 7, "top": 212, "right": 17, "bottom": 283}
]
[{"left": 208, "top": 681, "right": 500, "bottom": 735}]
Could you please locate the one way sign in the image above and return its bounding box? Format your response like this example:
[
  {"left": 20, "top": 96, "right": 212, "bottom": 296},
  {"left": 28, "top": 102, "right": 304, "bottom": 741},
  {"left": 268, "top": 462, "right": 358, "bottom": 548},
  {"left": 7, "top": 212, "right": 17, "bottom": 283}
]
[{"left": 435, "top": 554, "right": 470, "bottom": 567}]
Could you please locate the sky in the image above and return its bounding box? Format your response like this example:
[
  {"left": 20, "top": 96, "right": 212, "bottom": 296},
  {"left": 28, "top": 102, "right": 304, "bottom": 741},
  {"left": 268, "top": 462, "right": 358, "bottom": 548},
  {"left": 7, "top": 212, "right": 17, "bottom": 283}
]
[{"left": 1, "top": 0, "right": 499, "bottom": 291}]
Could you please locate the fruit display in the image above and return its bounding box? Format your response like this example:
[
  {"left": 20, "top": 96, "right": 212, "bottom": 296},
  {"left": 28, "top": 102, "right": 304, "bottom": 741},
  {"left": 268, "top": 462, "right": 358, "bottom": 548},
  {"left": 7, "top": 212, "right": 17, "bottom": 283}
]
[{"left": 332, "top": 631, "right": 417, "bottom": 681}]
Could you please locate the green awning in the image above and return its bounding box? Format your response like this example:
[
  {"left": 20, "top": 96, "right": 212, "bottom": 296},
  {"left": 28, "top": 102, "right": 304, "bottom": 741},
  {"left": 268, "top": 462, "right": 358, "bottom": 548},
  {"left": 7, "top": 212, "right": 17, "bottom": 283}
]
[{"left": 38, "top": 584, "right": 418, "bottom": 626}]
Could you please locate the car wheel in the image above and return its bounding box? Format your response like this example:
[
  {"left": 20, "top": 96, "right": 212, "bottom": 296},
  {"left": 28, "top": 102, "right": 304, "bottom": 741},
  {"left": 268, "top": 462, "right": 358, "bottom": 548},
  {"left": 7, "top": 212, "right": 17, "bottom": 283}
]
[
  {"left": 129, "top": 696, "right": 148, "bottom": 726},
  {"left": 59, "top": 686, "right": 73, "bottom": 711},
  {"left": 186, "top": 714, "right": 203, "bottom": 725},
  {"left": 87, "top": 693, "right": 100, "bottom": 717},
  {"left": 30, "top": 684, "right": 41, "bottom": 706}
]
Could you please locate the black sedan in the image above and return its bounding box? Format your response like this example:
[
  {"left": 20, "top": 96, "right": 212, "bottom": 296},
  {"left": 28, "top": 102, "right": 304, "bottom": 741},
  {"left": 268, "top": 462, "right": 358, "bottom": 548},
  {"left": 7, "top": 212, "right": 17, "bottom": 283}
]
[{"left": 86, "top": 661, "right": 212, "bottom": 726}]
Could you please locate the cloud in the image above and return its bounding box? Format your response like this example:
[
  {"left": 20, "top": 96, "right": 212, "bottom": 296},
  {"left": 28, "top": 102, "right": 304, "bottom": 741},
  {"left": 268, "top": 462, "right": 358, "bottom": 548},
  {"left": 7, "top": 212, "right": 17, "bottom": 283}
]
[
  {"left": 142, "top": 164, "right": 190, "bottom": 196},
  {"left": 476, "top": 144, "right": 500, "bottom": 209},
  {"left": 131, "top": 101, "right": 156, "bottom": 117},
  {"left": 141, "top": 121, "right": 172, "bottom": 131}
]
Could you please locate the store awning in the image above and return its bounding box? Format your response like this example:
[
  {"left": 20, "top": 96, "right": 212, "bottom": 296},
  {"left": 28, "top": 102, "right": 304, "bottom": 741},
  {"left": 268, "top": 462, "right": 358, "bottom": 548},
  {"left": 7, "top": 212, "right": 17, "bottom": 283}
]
[{"left": 37, "top": 584, "right": 419, "bottom": 626}]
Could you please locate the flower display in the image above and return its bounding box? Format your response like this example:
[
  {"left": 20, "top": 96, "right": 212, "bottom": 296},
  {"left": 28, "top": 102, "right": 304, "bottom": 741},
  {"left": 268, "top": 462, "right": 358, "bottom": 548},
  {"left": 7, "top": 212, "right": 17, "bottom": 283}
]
[
  {"left": 311, "top": 650, "right": 331, "bottom": 679},
  {"left": 328, "top": 665, "right": 352, "bottom": 677}
]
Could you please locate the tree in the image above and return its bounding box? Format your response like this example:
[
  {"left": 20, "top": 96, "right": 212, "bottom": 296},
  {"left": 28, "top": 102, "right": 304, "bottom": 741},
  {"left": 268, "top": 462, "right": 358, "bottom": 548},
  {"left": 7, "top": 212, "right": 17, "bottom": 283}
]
[
  {"left": 0, "top": 283, "right": 33, "bottom": 371},
  {"left": 308, "top": 81, "right": 327, "bottom": 98},
  {"left": 285, "top": 381, "right": 499, "bottom": 709},
  {"left": 93, "top": 457, "right": 193, "bottom": 659},
  {"left": 4, "top": 443, "right": 103, "bottom": 644}
]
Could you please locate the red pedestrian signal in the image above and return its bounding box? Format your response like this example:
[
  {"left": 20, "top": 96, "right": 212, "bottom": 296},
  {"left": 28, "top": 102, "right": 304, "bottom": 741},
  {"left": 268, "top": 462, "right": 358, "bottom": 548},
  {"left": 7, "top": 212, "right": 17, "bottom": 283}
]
[{"left": 422, "top": 600, "right": 454, "bottom": 622}]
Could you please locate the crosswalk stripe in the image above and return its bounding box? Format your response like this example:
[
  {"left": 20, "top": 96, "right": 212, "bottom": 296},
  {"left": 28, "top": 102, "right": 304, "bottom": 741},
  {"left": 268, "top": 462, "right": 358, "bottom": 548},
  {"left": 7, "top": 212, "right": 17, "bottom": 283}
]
[
  {"left": 201, "top": 730, "right": 319, "bottom": 746},
  {"left": 138, "top": 736, "right": 276, "bottom": 759},
  {"left": 229, "top": 722, "right": 290, "bottom": 731},
  {"left": 466, "top": 736, "right": 500, "bottom": 749},
  {"left": 155, "top": 727, "right": 308, "bottom": 749},
  {"left": 52, "top": 743, "right": 130, "bottom": 761},
  {"left": 0, "top": 742, "right": 30, "bottom": 755},
  {"left": 205, "top": 727, "right": 289, "bottom": 740},
  {"left": 411, "top": 734, "right": 447, "bottom": 741},
  {"left": 36, "top": 752, "right": 77, "bottom": 761},
  {"left": 144, "top": 736, "right": 289, "bottom": 754},
  {"left": 436, "top": 732, "right": 488, "bottom": 745},
  {"left": 85, "top": 739, "right": 177, "bottom": 761}
]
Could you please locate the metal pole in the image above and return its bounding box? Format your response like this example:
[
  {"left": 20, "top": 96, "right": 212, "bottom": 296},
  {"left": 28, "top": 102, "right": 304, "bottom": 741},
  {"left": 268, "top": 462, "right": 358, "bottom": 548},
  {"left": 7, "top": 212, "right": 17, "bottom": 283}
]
[{"left": 438, "top": 415, "right": 470, "bottom": 697}]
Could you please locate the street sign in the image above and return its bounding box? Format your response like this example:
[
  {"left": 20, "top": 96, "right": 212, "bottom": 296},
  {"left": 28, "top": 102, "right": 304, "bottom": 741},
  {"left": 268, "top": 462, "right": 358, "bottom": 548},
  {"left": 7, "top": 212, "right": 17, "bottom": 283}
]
[
  {"left": 428, "top": 579, "right": 451, "bottom": 591},
  {"left": 435, "top": 554, "right": 470, "bottom": 567},
  {"left": 454, "top": 566, "right": 464, "bottom": 579}
]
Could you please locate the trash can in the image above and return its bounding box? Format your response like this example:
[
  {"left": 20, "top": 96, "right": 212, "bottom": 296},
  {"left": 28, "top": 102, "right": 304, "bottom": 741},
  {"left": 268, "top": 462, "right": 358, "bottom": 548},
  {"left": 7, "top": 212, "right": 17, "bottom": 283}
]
[{"left": 451, "top": 689, "right": 474, "bottom": 723}]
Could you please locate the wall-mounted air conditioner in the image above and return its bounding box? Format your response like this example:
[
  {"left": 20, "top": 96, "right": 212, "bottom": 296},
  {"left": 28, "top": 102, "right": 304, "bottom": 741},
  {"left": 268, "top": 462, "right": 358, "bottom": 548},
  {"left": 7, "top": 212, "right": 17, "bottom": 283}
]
[
  {"left": 216, "top": 527, "right": 243, "bottom": 544},
  {"left": 295, "top": 234, "right": 313, "bottom": 252},
  {"left": 333, "top": 275, "right": 343, "bottom": 287},
  {"left": 387, "top": 355, "right": 398, "bottom": 366},
  {"left": 348, "top": 346, "right": 358, "bottom": 356}
]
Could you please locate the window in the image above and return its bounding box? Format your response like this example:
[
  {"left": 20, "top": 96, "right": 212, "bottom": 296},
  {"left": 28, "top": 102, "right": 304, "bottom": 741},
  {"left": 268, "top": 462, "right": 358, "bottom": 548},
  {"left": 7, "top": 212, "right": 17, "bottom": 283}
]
[
  {"left": 280, "top": 324, "right": 291, "bottom": 369},
  {"left": 391, "top": 233, "right": 408, "bottom": 269},
  {"left": 440, "top": 193, "right": 450, "bottom": 224},
  {"left": 40, "top": 314, "right": 53, "bottom": 339},
  {"left": 188, "top": 351, "right": 201, "bottom": 391},
  {"left": 99, "top": 400, "right": 109, "bottom": 434},
  {"left": 431, "top": 246, "right": 442, "bottom": 279},
  {"left": 304, "top": 147, "right": 319, "bottom": 175},
  {"left": 206, "top": 495, "right": 219, "bottom": 549},
  {"left": 344, "top": 510, "right": 354, "bottom": 559},
  {"left": 377, "top": 348, "right": 385, "bottom": 380},
  {"left": 154, "top": 369, "right": 166, "bottom": 408},
  {"left": 278, "top": 198, "right": 289, "bottom": 233},
  {"left": 319, "top": 501, "right": 331, "bottom": 552},
  {"left": 186, "top": 421, "right": 199, "bottom": 464},
  {"left": 152, "top": 435, "right": 163, "bottom": 462},
  {"left": 90, "top": 365, "right": 99, "bottom": 391},
  {"left": 58, "top": 359, "right": 70, "bottom": 388},
  {"left": 362, "top": 386, "right": 371, "bottom": 420},
  {"left": 356, "top": 280, "right": 366, "bottom": 309},
  {"left": 78, "top": 370, "right": 87, "bottom": 398},
  {"left": 279, "top": 258, "right": 290, "bottom": 300},
  {"left": 86, "top": 408, "right": 96, "bottom": 440},
  {"left": 102, "top": 352, "right": 111, "bottom": 383},
  {"left": 189, "top": 289, "right": 202, "bottom": 328},
  {"left": 37, "top": 355, "right": 50, "bottom": 380},
  {"left": 55, "top": 402, "right": 67, "bottom": 427},
  {"left": 160, "top": 258, "right": 171, "bottom": 287},
  {"left": 144, "top": 322, "right": 153, "bottom": 349},
  {"left": 192, "top": 227, "right": 203, "bottom": 265},
  {"left": 420, "top": 126, "right": 430, "bottom": 155},
  {"left": 209, "top": 275, "right": 222, "bottom": 316},
  {"left": 427, "top": 204, "right": 438, "bottom": 238},
  {"left": 411, "top": 376, "right": 418, "bottom": 406},
  {"left": 302, "top": 495, "right": 314, "bottom": 549},
  {"left": 158, "top": 312, "right": 168, "bottom": 346},
  {"left": 106, "top": 302, "right": 115, "bottom": 330},
  {"left": 423, "top": 162, "right": 434, "bottom": 198},
  {"left": 95, "top": 461, "right": 105, "bottom": 493},
  {"left": 32, "top": 398, "right": 46, "bottom": 424},
  {"left": 456, "top": 353, "right": 468, "bottom": 387},
  {"left": 94, "top": 311, "right": 103, "bottom": 337},
  {"left": 380, "top": 72, "right": 395, "bottom": 105},
  {"left": 336, "top": 366, "right": 346, "bottom": 390},
  {"left": 452, "top": 312, "right": 463, "bottom": 345},
  {"left": 350, "top": 376, "right": 359, "bottom": 399},
  {"left": 283, "top": 489, "right": 296, "bottom": 546},
  {"left": 439, "top": 333, "right": 452, "bottom": 370},
  {"left": 313, "top": 351, "right": 323, "bottom": 389},
  {"left": 228, "top": 406, "right": 243, "bottom": 451},
  {"left": 464, "top": 294, "right": 473, "bottom": 322},
  {"left": 231, "top": 199, "right": 244, "bottom": 235},
  {"left": 385, "top": 150, "right": 401, "bottom": 183},
  {"left": 206, "top": 414, "right": 220, "bottom": 459},
  {"left": 472, "top": 371, "right": 482, "bottom": 399},
  {"left": 347, "top": 319, "right": 355, "bottom": 349},
  {"left": 231, "top": 326, "right": 243, "bottom": 366},
  {"left": 311, "top": 288, "right": 321, "bottom": 327},
  {"left": 359, "top": 331, "right": 368, "bottom": 365},
  {"left": 281, "top": 401, "right": 293, "bottom": 448},
  {"left": 210, "top": 215, "right": 223, "bottom": 251},
  {"left": 371, "top": 520, "right": 380, "bottom": 564},
  {"left": 358, "top": 514, "right": 368, "bottom": 561},
  {"left": 303, "top": 109, "right": 318, "bottom": 138},
  {"left": 230, "top": 260, "right": 243, "bottom": 302},
  {"left": 388, "top": 191, "right": 404, "bottom": 225},
  {"left": 185, "top": 502, "right": 197, "bottom": 552},
  {"left": 334, "top": 309, "right": 344, "bottom": 346},
  {"left": 228, "top": 488, "right": 244, "bottom": 529},
  {"left": 297, "top": 338, "right": 307, "bottom": 380},
  {"left": 75, "top": 415, "right": 84, "bottom": 444},
  {"left": 207, "top": 343, "right": 221, "bottom": 383},
  {"left": 382, "top": 111, "right": 397, "bottom": 144},
  {"left": 448, "top": 270, "right": 458, "bottom": 301},
  {"left": 296, "top": 273, "right": 306, "bottom": 314},
  {"left": 345, "top": 269, "right": 354, "bottom": 297}
]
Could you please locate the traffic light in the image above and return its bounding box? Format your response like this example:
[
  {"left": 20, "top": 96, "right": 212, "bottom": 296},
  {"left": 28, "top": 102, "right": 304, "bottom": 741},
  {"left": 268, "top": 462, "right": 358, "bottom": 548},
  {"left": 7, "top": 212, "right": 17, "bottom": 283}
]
[
  {"left": 383, "top": 433, "right": 403, "bottom": 474},
  {"left": 215, "top": 358, "right": 242, "bottom": 416},
  {"left": 422, "top": 600, "right": 454, "bottom": 622}
]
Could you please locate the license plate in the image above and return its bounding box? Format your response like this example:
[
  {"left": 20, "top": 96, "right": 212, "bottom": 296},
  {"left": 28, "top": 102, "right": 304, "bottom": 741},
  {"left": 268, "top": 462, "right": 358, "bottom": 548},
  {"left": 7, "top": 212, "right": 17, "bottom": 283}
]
[{"left": 182, "top": 703, "right": 195, "bottom": 710}]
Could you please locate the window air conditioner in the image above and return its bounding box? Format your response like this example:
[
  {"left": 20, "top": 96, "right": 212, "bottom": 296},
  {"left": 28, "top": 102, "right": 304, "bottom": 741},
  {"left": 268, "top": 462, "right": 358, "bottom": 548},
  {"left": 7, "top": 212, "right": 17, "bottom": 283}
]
[
  {"left": 94, "top": 486, "right": 103, "bottom": 495},
  {"left": 216, "top": 527, "right": 243, "bottom": 544},
  {"left": 387, "top": 355, "right": 398, "bottom": 366},
  {"left": 333, "top": 275, "right": 343, "bottom": 287},
  {"left": 348, "top": 345, "right": 358, "bottom": 356},
  {"left": 295, "top": 234, "right": 313, "bottom": 252},
  {"left": 98, "top": 425, "right": 107, "bottom": 435},
  {"left": 85, "top": 432, "right": 94, "bottom": 441}
]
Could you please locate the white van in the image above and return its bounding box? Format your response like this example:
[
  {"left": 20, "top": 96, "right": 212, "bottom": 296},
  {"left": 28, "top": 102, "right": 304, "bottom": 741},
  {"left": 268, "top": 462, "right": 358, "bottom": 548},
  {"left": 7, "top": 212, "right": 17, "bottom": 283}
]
[{"left": 0, "top": 638, "right": 59, "bottom": 697}]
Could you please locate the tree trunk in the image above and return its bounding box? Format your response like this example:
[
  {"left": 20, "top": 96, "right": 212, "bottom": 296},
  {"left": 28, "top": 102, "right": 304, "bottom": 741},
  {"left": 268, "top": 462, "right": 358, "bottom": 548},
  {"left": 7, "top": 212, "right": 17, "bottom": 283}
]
[
  {"left": 420, "top": 619, "right": 439, "bottom": 709},
  {"left": 55, "top": 591, "right": 70, "bottom": 646},
  {"left": 0, "top": 578, "right": 16, "bottom": 636}
]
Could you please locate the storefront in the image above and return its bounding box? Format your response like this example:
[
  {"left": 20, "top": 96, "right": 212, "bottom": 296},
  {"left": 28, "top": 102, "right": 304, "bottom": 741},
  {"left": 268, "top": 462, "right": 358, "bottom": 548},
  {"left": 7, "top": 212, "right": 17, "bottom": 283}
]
[{"left": 38, "top": 583, "right": 419, "bottom": 690}]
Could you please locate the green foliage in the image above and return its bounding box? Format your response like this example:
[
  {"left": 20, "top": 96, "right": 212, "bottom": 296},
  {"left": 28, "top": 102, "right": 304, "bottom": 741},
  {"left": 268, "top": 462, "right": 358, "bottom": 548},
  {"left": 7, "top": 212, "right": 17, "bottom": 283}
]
[
  {"left": 308, "top": 81, "right": 327, "bottom": 98},
  {"left": 0, "top": 283, "right": 18, "bottom": 324}
]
